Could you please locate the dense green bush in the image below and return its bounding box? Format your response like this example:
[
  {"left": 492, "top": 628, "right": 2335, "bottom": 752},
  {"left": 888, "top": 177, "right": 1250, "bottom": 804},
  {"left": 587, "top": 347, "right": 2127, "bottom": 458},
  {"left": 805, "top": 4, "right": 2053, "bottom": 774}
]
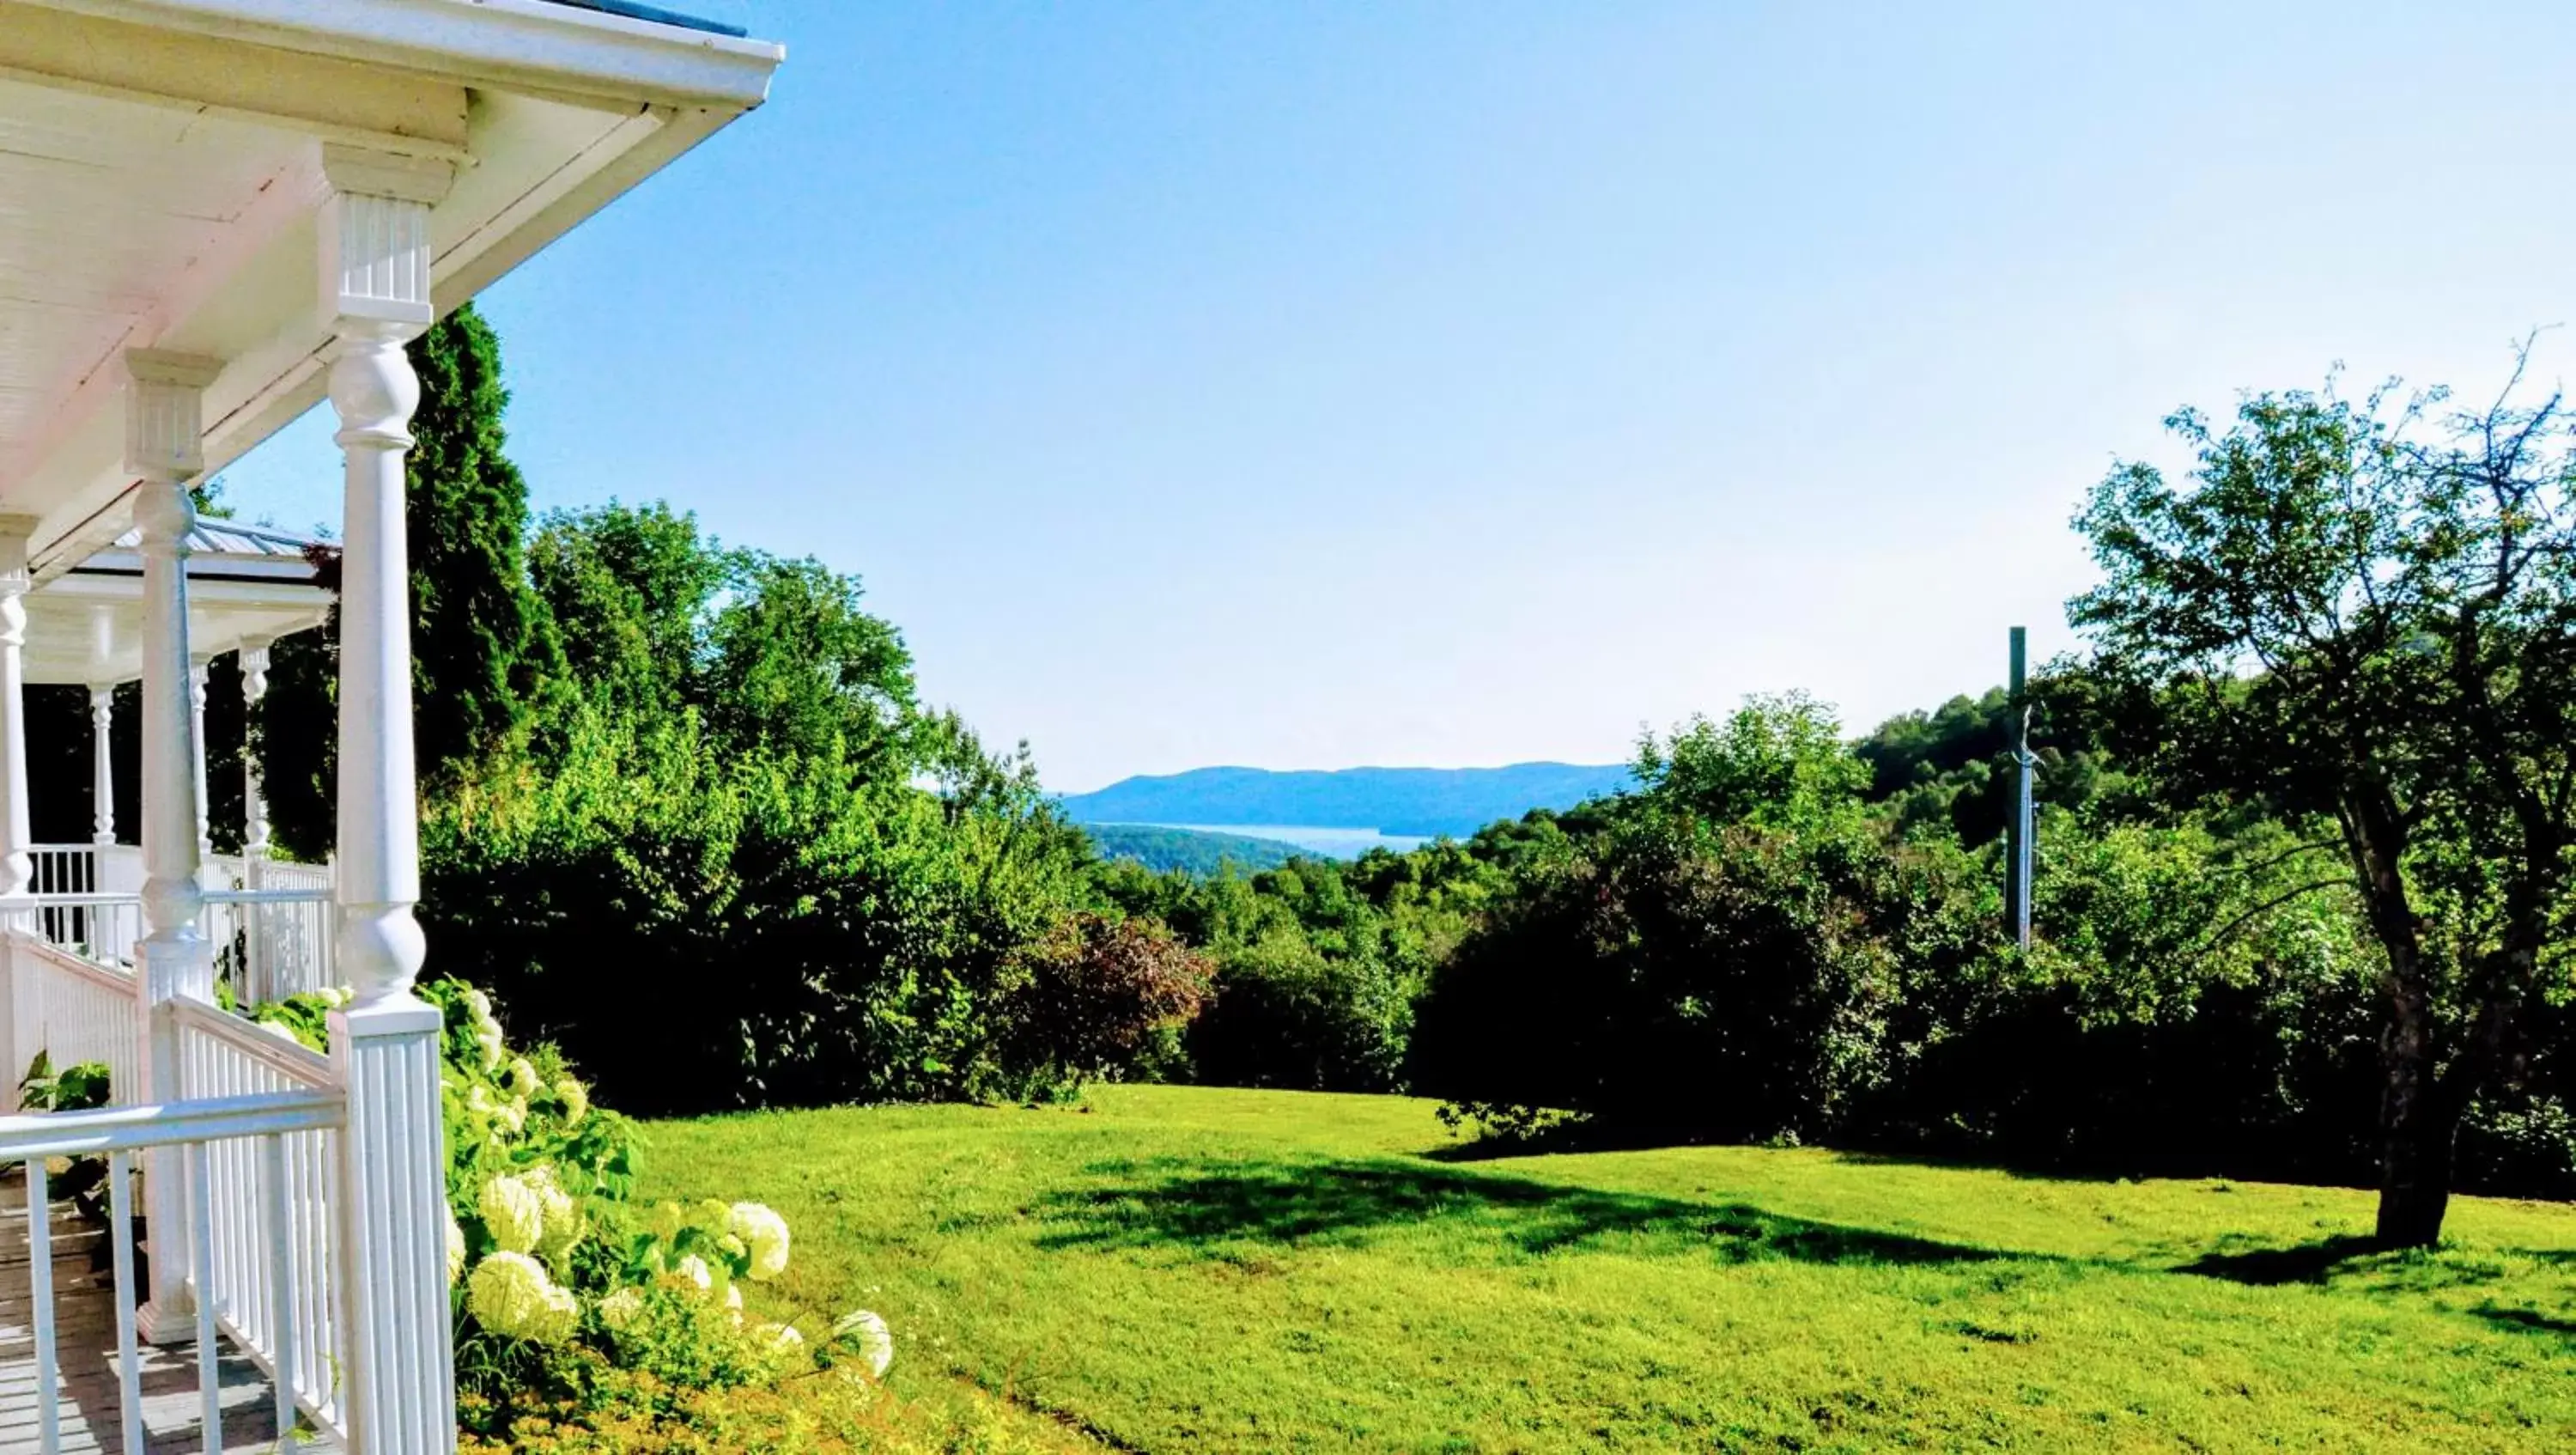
[
  {"left": 1411, "top": 818, "right": 1985, "bottom": 1143},
  {"left": 419, "top": 708, "right": 1096, "bottom": 1116}
]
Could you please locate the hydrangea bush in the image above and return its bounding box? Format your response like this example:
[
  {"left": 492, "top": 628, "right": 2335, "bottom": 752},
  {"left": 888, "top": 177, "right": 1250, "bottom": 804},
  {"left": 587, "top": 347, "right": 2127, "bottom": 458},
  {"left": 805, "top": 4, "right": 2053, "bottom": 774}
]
[{"left": 252, "top": 980, "right": 894, "bottom": 1438}]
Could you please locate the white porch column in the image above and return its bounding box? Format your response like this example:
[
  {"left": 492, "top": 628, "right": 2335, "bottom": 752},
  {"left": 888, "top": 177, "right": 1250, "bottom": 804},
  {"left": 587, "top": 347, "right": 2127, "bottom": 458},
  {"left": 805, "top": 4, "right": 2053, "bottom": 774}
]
[
  {"left": 124, "top": 348, "right": 221, "bottom": 1343},
  {"left": 189, "top": 655, "right": 211, "bottom": 870},
  {"left": 88, "top": 685, "right": 116, "bottom": 846},
  {"left": 319, "top": 143, "right": 456, "bottom": 1455},
  {"left": 0, "top": 516, "right": 35, "bottom": 910},
  {"left": 0, "top": 516, "right": 30, "bottom": 1103}
]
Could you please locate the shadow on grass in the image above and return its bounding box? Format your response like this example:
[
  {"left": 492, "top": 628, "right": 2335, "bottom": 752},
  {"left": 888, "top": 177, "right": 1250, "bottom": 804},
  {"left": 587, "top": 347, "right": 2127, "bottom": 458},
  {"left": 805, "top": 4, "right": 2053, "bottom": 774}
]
[
  {"left": 2178, "top": 1235, "right": 2385, "bottom": 1285},
  {"left": 1036, "top": 1157, "right": 2007, "bottom": 1266},
  {"left": 2472, "top": 1303, "right": 2576, "bottom": 1341}
]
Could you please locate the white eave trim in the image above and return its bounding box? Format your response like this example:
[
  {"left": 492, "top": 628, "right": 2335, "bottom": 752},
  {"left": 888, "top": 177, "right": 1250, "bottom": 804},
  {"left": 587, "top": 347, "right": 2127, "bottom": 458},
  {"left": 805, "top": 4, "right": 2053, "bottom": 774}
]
[{"left": 21, "top": 0, "right": 783, "bottom": 111}]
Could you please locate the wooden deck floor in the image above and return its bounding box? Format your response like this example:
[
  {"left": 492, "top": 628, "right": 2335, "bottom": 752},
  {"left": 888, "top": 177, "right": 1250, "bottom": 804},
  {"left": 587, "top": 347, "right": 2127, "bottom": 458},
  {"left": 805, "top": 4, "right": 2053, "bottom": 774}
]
[{"left": 0, "top": 1172, "right": 323, "bottom": 1454}]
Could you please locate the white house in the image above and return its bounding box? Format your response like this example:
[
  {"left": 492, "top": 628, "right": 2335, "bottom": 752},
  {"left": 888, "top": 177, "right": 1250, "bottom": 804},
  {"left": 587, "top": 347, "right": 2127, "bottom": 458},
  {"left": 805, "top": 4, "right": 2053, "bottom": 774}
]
[{"left": 0, "top": 3, "right": 784, "bottom": 1449}]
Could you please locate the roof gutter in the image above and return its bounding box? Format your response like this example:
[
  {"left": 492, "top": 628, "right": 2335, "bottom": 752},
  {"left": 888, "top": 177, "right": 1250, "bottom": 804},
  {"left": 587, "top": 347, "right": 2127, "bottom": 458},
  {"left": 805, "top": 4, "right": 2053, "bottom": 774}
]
[{"left": 20, "top": 0, "right": 784, "bottom": 110}]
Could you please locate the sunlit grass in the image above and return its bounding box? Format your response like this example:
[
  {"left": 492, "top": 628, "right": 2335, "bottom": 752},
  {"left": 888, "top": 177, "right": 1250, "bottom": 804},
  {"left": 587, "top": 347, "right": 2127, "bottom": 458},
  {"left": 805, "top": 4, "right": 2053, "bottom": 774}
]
[{"left": 645, "top": 1085, "right": 2576, "bottom": 1452}]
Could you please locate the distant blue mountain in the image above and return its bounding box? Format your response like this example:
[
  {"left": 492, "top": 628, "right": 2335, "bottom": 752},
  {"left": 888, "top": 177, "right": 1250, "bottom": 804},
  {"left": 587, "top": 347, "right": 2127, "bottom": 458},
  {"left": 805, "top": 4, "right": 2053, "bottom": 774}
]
[{"left": 1057, "top": 763, "right": 1635, "bottom": 841}]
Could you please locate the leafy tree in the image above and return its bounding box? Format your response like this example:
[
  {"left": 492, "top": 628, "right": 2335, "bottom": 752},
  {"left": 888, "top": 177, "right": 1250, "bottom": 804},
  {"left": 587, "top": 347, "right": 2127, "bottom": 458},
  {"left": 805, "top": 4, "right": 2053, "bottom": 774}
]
[
  {"left": 527, "top": 502, "right": 724, "bottom": 729},
  {"left": 1634, "top": 691, "right": 1868, "bottom": 832},
  {"left": 2072, "top": 356, "right": 2576, "bottom": 1245},
  {"left": 702, "top": 553, "right": 916, "bottom": 773}
]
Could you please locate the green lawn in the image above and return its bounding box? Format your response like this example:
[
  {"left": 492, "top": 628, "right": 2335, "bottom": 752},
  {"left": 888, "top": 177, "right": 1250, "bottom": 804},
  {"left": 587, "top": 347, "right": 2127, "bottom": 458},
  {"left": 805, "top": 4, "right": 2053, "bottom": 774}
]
[{"left": 642, "top": 1086, "right": 2576, "bottom": 1452}]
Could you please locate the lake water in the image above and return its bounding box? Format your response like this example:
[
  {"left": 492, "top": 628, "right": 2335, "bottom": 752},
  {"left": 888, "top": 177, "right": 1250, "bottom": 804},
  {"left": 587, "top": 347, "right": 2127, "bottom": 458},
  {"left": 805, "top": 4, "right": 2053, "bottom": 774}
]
[{"left": 1145, "top": 824, "right": 1431, "bottom": 858}]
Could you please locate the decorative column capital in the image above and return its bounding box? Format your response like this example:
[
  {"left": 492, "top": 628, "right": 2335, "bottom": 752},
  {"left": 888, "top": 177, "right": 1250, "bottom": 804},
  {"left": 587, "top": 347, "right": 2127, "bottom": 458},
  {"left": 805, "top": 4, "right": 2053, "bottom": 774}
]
[
  {"left": 240, "top": 636, "right": 273, "bottom": 682},
  {"left": 123, "top": 350, "right": 223, "bottom": 484},
  {"left": 319, "top": 143, "right": 452, "bottom": 335},
  {"left": 0, "top": 516, "right": 35, "bottom": 652}
]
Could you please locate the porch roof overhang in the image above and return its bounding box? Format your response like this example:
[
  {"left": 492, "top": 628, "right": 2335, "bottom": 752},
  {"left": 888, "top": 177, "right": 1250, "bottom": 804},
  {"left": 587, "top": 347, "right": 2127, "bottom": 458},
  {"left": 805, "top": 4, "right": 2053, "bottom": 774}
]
[
  {"left": 25, "top": 519, "right": 331, "bottom": 685},
  {"left": 0, "top": 0, "right": 784, "bottom": 578}
]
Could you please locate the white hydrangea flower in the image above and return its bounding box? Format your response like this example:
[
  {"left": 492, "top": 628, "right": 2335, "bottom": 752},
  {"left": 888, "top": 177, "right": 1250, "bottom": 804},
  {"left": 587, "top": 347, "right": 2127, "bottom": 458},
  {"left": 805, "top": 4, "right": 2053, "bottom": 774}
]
[
  {"left": 467, "top": 1251, "right": 576, "bottom": 1344},
  {"left": 556, "top": 1078, "right": 589, "bottom": 1123},
  {"left": 758, "top": 1322, "right": 804, "bottom": 1356},
  {"left": 724, "top": 1281, "right": 744, "bottom": 1326},
  {"left": 508, "top": 1057, "right": 541, "bottom": 1098},
  {"left": 671, "top": 1254, "right": 714, "bottom": 1295},
  {"left": 478, "top": 1173, "right": 544, "bottom": 1256},
  {"left": 727, "top": 1202, "right": 792, "bottom": 1281},
  {"left": 445, "top": 1209, "right": 465, "bottom": 1286},
  {"left": 497, "top": 1097, "right": 528, "bottom": 1135},
  {"left": 474, "top": 1022, "right": 506, "bottom": 1072},
  {"left": 461, "top": 987, "right": 492, "bottom": 1020},
  {"left": 596, "top": 1286, "right": 647, "bottom": 1334},
  {"left": 833, "top": 1309, "right": 894, "bottom": 1379},
  {"left": 523, "top": 1166, "right": 582, "bottom": 1263}
]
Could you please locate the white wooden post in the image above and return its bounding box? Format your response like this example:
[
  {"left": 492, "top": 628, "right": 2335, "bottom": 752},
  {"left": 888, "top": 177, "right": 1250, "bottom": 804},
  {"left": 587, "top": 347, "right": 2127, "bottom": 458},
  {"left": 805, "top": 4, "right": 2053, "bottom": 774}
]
[
  {"left": 0, "top": 516, "right": 34, "bottom": 911},
  {"left": 319, "top": 142, "right": 457, "bottom": 1455},
  {"left": 89, "top": 684, "right": 117, "bottom": 846},
  {"left": 0, "top": 515, "right": 30, "bottom": 1106},
  {"left": 241, "top": 639, "right": 270, "bottom": 999},
  {"left": 124, "top": 347, "right": 222, "bottom": 1343},
  {"left": 190, "top": 655, "right": 212, "bottom": 873}
]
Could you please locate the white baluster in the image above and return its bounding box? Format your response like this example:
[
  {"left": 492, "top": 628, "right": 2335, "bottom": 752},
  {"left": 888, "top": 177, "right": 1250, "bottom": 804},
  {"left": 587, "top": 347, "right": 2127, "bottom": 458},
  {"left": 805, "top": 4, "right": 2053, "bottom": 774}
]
[
  {"left": 319, "top": 140, "right": 458, "bottom": 1455},
  {"left": 191, "top": 655, "right": 213, "bottom": 870},
  {"left": 91, "top": 683, "right": 118, "bottom": 846}
]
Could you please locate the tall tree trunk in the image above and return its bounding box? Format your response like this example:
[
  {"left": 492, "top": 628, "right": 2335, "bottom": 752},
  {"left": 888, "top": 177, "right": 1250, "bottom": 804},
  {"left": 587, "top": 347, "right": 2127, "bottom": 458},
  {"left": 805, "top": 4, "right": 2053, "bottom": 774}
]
[
  {"left": 2340, "top": 784, "right": 2456, "bottom": 1248},
  {"left": 2376, "top": 972, "right": 2455, "bottom": 1247}
]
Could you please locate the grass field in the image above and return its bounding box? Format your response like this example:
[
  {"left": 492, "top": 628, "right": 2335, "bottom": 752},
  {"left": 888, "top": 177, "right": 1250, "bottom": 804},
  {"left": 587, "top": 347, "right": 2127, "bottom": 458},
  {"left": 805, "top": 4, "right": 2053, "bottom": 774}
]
[{"left": 642, "top": 1086, "right": 2576, "bottom": 1453}]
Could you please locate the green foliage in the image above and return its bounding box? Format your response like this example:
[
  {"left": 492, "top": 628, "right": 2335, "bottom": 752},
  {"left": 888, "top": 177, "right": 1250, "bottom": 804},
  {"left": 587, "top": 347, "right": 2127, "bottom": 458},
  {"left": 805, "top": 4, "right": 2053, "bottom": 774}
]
[
  {"left": 17, "top": 1050, "right": 112, "bottom": 1114},
  {"left": 527, "top": 502, "right": 728, "bottom": 730},
  {"left": 1633, "top": 690, "right": 1868, "bottom": 833},
  {"left": 1413, "top": 815, "right": 1988, "bottom": 1143},
  {"left": 2072, "top": 359, "right": 2576, "bottom": 1241},
  {"left": 419, "top": 697, "right": 1099, "bottom": 1114},
  {"left": 1079, "top": 824, "right": 1303, "bottom": 876},
  {"left": 406, "top": 304, "right": 563, "bottom": 790},
  {"left": 17, "top": 1052, "right": 115, "bottom": 1220},
  {"left": 1097, "top": 826, "right": 1552, "bottom": 1092}
]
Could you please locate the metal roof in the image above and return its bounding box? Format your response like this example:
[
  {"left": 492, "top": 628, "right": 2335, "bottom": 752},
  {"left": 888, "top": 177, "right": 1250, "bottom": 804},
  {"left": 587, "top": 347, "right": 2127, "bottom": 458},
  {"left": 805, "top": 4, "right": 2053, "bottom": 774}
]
[
  {"left": 535, "top": 0, "right": 748, "bottom": 40},
  {"left": 100, "top": 520, "right": 329, "bottom": 566},
  {"left": 73, "top": 520, "right": 331, "bottom": 590}
]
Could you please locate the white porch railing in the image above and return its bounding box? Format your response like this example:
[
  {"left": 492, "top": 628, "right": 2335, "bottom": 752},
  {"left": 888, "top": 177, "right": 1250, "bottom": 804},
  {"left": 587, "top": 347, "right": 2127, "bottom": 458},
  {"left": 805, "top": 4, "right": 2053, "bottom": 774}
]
[
  {"left": 0, "top": 1085, "right": 345, "bottom": 1454},
  {"left": 3, "top": 929, "right": 142, "bottom": 1106},
  {"left": 201, "top": 892, "right": 337, "bottom": 1006},
  {"left": 17, "top": 886, "right": 339, "bottom": 1010},
  {"left": 27, "top": 846, "right": 105, "bottom": 898},
  {"left": 172, "top": 994, "right": 347, "bottom": 1440}
]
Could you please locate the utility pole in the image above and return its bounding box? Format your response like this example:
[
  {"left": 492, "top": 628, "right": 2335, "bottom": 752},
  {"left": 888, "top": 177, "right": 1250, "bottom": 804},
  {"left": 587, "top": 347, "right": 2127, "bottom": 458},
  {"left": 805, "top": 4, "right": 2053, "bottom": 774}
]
[{"left": 2003, "top": 625, "right": 2034, "bottom": 950}]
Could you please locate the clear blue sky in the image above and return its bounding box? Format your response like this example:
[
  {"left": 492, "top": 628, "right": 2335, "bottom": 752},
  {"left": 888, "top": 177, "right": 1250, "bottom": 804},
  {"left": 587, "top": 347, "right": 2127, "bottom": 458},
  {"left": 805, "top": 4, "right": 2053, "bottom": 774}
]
[{"left": 216, "top": 1, "right": 2576, "bottom": 793}]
